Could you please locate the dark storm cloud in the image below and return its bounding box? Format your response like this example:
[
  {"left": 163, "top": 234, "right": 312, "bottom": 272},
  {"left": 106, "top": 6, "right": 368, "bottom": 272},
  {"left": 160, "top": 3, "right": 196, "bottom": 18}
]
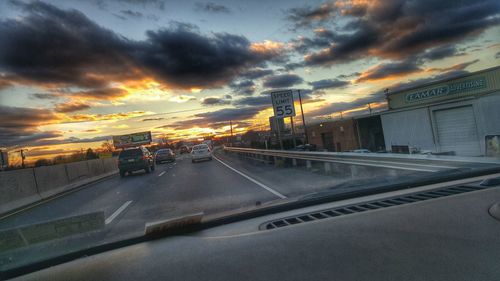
[
  {"left": 263, "top": 74, "right": 304, "bottom": 88},
  {"left": 0, "top": 1, "right": 134, "bottom": 89},
  {"left": 232, "top": 96, "right": 270, "bottom": 107},
  {"left": 142, "top": 117, "right": 165, "bottom": 121},
  {"left": 69, "top": 88, "right": 129, "bottom": 100},
  {"left": 308, "top": 79, "right": 349, "bottom": 90},
  {"left": 194, "top": 106, "right": 264, "bottom": 123},
  {"left": 297, "top": 0, "right": 500, "bottom": 66},
  {"left": 0, "top": 105, "right": 60, "bottom": 146},
  {"left": 229, "top": 80, "right": 255, "bottom": 95},
  {"left": 160, "top": 106, "right": 265, "bottom": 130},
  {"left": 356, "top": 59, "right": 421, "bottom": 82},
  {"left": 286, "top": 2, "right": 337, "bottom": 29},
  {"left": 32, "top": 135, "right": 111, "bottom": 146},
  {"left": 92, "top": 0, "right": 166, "bottom": 10},
  {"left": 338, "top": 72, "right": 360, "bottom": 79},
  {"left": 239, "top": 68, "right": 274, "bottom": 80},
  {"left": 0, "top": 2, "right": 282, "bottom": 96},
  {"left": 195, "top": 2, "right": 231, "bottom": 13},
  {"left": 54, "top": 102, "right": 91, "bottom": 113},
  {"left": 120, "top": 9, "right": 144, "bottom": 18},
  {"left": 417, "top": 46, "right": 460, "bottom": 61},
  {"left": 29, "top": 93, "right": 60, "bottom": 100},
  {"left": 132, "top": 26, "right": 282, "bottom": 89},
  {"left": 200, "top": 96, "right": 231, "bottom": 105}
]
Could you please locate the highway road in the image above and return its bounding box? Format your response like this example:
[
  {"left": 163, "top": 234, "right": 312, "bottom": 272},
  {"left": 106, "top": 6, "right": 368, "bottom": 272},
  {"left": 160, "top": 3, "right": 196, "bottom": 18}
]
[
  {"left": 1, "top": 149, "right": 496, "bottom": 237},
  {"left": 1, "top": 148, "right": 499, "bottom": 272}
]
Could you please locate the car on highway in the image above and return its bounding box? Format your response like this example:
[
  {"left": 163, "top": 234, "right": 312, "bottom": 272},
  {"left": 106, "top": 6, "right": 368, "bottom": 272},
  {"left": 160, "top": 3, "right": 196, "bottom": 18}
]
[
  {"left": 180, "top": 145, "right": 191, "bottom": 154},
  {"left": 292, "top": 144, "right": 317, "bottom": 151},
  {"left": 155, "top": 148, "right": 175, "bottom": 164},
  {"left": 191, "top": 144, "right": 212, "bottom": 162},
  {"left": 118, "top": 146, "right": 155, "bottom": 177}
]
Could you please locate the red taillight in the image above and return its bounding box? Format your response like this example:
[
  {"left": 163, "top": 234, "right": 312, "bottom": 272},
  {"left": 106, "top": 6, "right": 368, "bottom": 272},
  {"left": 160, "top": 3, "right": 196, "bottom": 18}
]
[{"left": 142, "top": 156, "right": 147, "bottom": 160}]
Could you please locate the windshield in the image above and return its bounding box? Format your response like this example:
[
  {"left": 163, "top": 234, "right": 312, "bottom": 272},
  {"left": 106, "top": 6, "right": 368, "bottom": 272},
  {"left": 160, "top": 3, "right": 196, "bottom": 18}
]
[
  {"left": 193, "top": 145, "right": 208, "bottom": 150},
  {"left": 0, "top": 0, "right": 499, "bottom": 275},
  {"left": 119, "top": 149, "right": 142, "bottom": 158}
]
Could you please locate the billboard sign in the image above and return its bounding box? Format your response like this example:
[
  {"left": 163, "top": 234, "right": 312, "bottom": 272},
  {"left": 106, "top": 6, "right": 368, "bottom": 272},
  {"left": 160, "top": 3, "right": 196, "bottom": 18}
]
[
  {"left": 271, "top": 90, "right": 296, "bottom": 118},
  {"left": 113, "top": 131, "right": 152, "bottom": 148}
]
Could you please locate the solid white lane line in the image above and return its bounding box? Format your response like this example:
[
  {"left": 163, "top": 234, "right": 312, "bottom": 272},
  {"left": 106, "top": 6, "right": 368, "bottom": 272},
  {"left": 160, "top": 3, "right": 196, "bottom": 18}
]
[
  {"left": 213, "top": 156, "right": 287, "bottom": 199},
  {"left": 158, "top": 171, "right": 166, "bottom": 177},
  {"left": 105, "top": 200, "right": 132, "bottom": 225}
]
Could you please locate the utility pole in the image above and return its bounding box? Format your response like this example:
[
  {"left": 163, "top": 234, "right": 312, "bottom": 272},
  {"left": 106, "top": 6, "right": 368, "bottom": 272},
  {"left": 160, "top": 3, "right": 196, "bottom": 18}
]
[
  {"left": 368, "top": 103, "right": 372, "bottom": 115},
  {"left": 275, "top": 117, "right": 284, "bottom": 150},
  {"left": 298, "top": 90, "right": 309, "bottom": 144},
  {"left": 290, "top": 116, "right": 297, "bottom": 148},
  {"left": 14, "top": 149, "right": 27, "bottom": 168}
]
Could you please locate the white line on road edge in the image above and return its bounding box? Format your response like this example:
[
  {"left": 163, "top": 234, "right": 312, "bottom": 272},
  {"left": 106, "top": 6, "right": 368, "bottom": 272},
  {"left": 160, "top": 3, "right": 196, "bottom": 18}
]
[
  {"left": 105, "top": 200, "right": 132, "bottom": 225},
  {"left": 213, "top": 156, "right": 287, "bottom": 199},
  {"left": 158, "top": 171, "right": 166, "bottom": 177}
]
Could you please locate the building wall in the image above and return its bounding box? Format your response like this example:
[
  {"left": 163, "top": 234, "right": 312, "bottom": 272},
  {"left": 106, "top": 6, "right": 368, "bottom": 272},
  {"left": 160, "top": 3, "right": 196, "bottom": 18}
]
[
  {"left": 381, "top": 91, "right": 500, "bottom": 155},
  {"left": 307, "top": 119, "right": 359, "bottom": 151},
  {"left": 381, "top": 107, "right": 435, "bottom": 152}
]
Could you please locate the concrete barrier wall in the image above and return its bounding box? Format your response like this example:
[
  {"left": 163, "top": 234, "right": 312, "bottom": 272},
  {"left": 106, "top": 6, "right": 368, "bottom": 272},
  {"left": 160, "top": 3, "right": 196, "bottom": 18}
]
[
  {"left": 66, "top": 161, "right": 91, "bottom": 183},
  {"left": 0, "top": 168, "right": 41, "bottom": 215},
  {"left": 34, "top": 164, "right": 69, "bottom": 199},
  {"left": 88, "top": 159, "right": 105, "bottom": 177},
  {"left": 0, "top": 157, "right": 119, "bottom": 215},
  {"left": 102, "top": 157, "right": 118, "bottom": 173}
]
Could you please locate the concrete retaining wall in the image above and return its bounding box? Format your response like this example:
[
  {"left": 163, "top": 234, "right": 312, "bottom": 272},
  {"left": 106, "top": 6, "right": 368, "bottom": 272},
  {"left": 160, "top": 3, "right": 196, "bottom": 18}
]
[
  {"left": 34, "top": 164, "right": 69, "bottom": 199},
  {"left": 0, "top": 157, "right": 119, "bottom": 216},
  {"left": 102, "top": 157, "right": 117, "bottom": 173},
  {"left": 87, "top": 159, "right": 105, "bottom": 177},
  {"left": 66, "top": 161, "right": 91, "bottom": 183},
  {"left": 0, "top": 168, "right": 41, "bottom": 215}
]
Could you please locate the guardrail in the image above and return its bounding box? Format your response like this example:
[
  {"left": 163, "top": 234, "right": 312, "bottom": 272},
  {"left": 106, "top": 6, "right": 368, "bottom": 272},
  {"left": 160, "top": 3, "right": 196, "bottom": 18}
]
[{"left": 223, "top": 147, "right": 500, "bottom": 175}]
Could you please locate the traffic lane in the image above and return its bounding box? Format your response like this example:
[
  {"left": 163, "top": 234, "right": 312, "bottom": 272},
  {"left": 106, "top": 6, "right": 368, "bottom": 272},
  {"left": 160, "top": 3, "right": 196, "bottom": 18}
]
[
  {"left": 0, "top": 162, "right": 175, "bottom": 231},
  {"left": 213, "top": 150, "right": 425, "bottom": 198},
  {"left": 109, "top": 153, "right": 281, "bottom": 235}
]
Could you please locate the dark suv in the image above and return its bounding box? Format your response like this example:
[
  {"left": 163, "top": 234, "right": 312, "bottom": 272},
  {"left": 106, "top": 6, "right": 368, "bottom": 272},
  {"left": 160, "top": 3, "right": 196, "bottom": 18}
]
[{"left": 118, "top": 146, "right": 155, "bottom": 177}]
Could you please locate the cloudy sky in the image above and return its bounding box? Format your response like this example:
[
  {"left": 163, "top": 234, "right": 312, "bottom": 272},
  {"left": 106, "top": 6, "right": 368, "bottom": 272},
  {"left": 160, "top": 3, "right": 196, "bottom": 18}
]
[{"left": 0, "top": 0, "right": 499, "bottom": 163}]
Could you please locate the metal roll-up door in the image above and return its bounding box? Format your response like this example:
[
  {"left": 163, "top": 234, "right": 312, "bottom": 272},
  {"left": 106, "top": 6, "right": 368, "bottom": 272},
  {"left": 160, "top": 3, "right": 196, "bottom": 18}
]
[{"left": 434, "top": 106, "right": 481, "bottom": 156}]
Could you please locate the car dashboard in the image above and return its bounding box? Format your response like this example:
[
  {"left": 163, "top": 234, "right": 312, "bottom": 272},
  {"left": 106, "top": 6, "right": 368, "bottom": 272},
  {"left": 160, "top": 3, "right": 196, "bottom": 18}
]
[{"left": 11, "top": 175, "right": 500, "bottom": 281}]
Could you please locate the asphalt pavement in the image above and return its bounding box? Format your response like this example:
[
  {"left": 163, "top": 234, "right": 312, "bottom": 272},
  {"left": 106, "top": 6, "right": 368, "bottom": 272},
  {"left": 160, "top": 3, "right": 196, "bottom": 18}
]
[{"left": 1, "top": 148, "right": 499, "bottom": 273}]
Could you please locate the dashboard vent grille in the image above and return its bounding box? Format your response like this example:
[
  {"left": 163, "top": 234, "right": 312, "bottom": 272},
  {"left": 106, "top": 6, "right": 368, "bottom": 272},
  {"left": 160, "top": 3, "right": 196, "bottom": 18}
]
[{"left": 261, "top": 185, "right": 485, "bottom": 230}]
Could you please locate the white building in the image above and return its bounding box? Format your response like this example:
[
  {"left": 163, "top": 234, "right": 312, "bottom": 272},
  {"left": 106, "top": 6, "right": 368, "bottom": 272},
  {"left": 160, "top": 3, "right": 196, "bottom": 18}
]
[{"left": 381, "top": 66, "right": 500, "bottom": 157}]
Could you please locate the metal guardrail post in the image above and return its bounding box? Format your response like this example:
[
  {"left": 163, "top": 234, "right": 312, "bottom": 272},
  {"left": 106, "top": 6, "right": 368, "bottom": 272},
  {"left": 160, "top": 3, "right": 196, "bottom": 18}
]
[
  {"left": 292, "top": 158, "right": 297, "bottom": 166},
  {"left": 324, "top": 162, "right": 332, "bottom": 174},
  {"left": 306, "top": 160, "right": 312, "bottom": 170}
]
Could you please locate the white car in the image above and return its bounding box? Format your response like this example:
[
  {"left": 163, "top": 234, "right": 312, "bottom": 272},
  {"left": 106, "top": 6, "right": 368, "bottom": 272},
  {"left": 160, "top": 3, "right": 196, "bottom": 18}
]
[{"left": 191, "top": 144, "right": 212, "bottom": 162}]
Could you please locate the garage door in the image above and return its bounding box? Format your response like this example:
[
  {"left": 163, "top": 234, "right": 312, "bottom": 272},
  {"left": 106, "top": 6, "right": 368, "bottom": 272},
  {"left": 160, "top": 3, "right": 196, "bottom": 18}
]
[{"left": 434, "top": 106, "right": 481, "bottom": 156}]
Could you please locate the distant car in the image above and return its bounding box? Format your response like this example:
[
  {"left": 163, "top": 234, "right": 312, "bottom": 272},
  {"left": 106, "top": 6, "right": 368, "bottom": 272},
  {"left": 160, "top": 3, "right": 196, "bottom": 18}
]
[
  {"left": 191, "top": 144, "right": 212, "bottom": 163},
  {"left": 292, "top": 144, "right": 317, "bottom": 151},
  {"left": 352, "top": 149, "right": 371, "bottom": 153},
  {"left": 180, "top": 145, "right": 191, "bottom": 154},
  {"left": 155, "top": 148, "right": 175, "bottom": 164},
  {"left": 118, "top": 146, "right": 155, "bottom": 177}
]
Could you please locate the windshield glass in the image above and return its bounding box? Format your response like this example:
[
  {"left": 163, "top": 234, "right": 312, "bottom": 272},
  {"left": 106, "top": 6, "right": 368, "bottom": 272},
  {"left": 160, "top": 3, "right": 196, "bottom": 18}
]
[
  {"left": 119, "top": 149, "right": 142, "bottom": 158},
  {"left": 193, "top": 145, "right": 208, "bottom": 150},
  {"left": 0, "top": 0, "right": 499, "bottom": 274}
]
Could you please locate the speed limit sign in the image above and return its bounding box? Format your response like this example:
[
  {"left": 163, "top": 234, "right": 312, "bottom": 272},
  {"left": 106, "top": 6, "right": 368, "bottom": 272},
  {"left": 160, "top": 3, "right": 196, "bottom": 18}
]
[{"left": 271, "top": 90, "right": 296, "bottom": 118}]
